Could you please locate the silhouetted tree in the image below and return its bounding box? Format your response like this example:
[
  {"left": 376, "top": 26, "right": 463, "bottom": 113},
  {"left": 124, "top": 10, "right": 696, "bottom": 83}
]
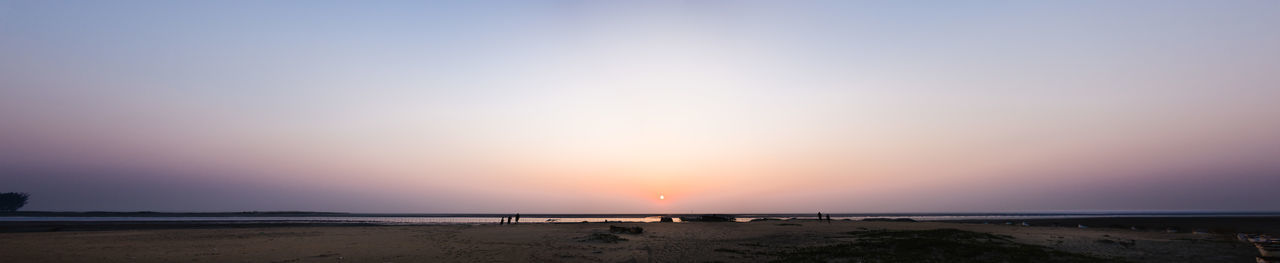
[{"left": 0, "top": 192, "right": 29, "bottom": 212}]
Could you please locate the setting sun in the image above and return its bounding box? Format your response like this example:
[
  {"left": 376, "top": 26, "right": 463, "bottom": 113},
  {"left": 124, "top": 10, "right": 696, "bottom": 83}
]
[{"left": 659, "top": 195, "right": 665, "bottom": 200}]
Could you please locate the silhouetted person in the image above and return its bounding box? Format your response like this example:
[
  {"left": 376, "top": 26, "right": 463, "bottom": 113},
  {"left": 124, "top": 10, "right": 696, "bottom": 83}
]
[
  {"left": 515, "top": 213, "right": 520, "bottom": 224},
  {"left": 817, "top": 212, "right": 822, "bottom": 221},
  {"left": 500, "top": 217, "right": 505, "bottom": 225},
  {"left": 507, "top": 216, "right": 513, "bottom": 224},
  {"left": 825, "top": 214, "right": 831, "bottom": 223}
]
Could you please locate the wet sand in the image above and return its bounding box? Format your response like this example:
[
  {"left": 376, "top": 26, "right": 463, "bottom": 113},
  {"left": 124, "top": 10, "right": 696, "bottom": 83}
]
[{"left": 0, "top": 219, "right": 1263, "bottom": 262}]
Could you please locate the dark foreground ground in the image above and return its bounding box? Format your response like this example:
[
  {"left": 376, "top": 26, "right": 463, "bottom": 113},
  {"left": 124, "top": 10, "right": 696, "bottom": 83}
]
[{"left": 0, "top": 217, "right": 1270, "bottom": 262}]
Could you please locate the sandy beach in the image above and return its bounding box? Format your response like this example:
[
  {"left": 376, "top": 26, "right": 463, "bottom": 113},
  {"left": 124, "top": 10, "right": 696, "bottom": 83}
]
[{"left": 0, "top": 218, "right": 1266, "bottom": 262}]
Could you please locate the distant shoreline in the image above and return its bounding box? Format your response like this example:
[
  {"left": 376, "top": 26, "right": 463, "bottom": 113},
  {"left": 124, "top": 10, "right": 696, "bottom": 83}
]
[
  {"left": 4, "top": 211, "right": 1279, "bottom": 217},
  {"left": 3, "top": 215, "right": 1279, "bottom": 235}
]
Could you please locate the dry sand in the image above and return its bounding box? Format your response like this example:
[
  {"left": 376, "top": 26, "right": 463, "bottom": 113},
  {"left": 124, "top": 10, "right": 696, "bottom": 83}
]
[{"left": 0, "top": 220, "right": 1261, "bottom": 262}]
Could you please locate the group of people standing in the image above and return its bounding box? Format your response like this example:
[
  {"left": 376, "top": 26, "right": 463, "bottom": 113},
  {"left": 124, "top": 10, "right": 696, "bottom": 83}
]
[
  {"left": 499, "top": 213, "right": 520, "bottom": 225},
  {"left": 817, "top": 212, "right": 832, "bottom": 223}
]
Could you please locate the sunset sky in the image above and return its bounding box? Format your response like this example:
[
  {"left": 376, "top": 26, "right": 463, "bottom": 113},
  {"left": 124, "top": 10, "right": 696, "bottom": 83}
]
[{"left": 2, "top": 1, "right": 1279, "bottom": 213}]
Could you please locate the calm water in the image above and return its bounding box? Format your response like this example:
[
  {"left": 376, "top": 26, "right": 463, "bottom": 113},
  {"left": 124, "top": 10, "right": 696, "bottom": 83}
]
[{"left": 2, "top": 212, "right": 1273, "bottom": 225}]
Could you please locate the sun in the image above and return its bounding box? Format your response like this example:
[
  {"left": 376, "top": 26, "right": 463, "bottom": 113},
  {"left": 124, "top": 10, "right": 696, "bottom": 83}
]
[{"left": 659, "top": 195, "right": 665, "bottom": 200}]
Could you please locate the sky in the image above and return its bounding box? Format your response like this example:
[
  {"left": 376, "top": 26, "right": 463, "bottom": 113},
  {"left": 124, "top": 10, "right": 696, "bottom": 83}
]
[{"left": 2, "top": 1, "right": 1279, "bottom": 213}]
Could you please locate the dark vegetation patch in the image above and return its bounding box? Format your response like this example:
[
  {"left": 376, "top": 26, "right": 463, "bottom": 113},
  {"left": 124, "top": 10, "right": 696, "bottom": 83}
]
[
  {"left": 775, "top": 229, "right": 1129, "bottom": 263},
  {"left": 579, "top": 233, "right": 627, "bottom": 243},
  {"left": 609, "top": 225, "right": 644, "bottom": 234},
  {"left": 715, "top": 248, "right": 743, "bottom": 254},
  {"left": 1096, "top": 239, "right": 1137, "bottom": 248},
  {"left": 861, "top": 218, "right": 917, "bottom": 222}
]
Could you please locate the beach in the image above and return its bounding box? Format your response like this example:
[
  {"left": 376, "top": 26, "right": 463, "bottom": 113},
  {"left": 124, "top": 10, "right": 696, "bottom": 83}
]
[{"left": 0, "top": 218, "right": 1268, "bottom": 262}]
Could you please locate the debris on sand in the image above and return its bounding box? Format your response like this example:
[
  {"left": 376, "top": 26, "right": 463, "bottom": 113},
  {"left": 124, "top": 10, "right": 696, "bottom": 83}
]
[
  {"left": 1259, "top": 243, "right": 1280, "bottom": 257},
  {"left": 1240, "top": 234, "right": 1274, "bottom": 243},
  {"left": 1239, "top": 233, "right": 1280, "bottom": 260}
]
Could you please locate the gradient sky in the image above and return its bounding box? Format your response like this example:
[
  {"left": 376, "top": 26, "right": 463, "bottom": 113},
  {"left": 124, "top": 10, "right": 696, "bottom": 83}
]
[{"left": 2, "top": 1, "right": 1279, "bottom": 213}]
